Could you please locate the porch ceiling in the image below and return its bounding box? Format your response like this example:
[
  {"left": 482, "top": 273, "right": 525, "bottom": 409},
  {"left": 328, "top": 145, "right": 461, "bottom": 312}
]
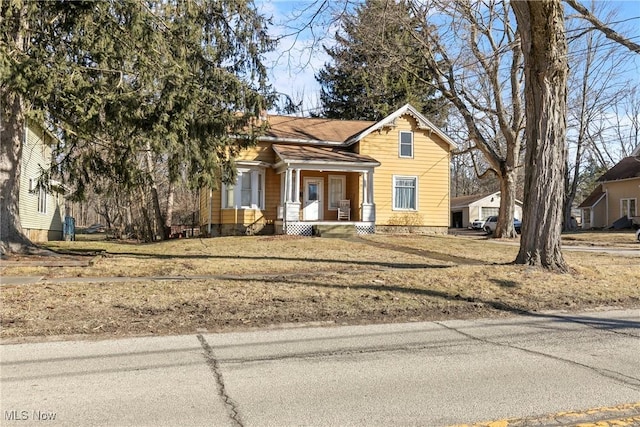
[{"left": 272, "top": 144, "right": 380, "bottom": 170}]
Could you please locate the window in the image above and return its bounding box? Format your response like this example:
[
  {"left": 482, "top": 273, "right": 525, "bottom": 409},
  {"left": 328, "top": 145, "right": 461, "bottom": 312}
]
[
  {"left": 37, "top": 187, "right": 47, "bottom": 214},
  {"left": 328, "top": 175, "right": 346, "bottom": 210},
  {"left": 241, "top": 173, "right": 252, "bottom": 207},
  {"left": 621, "top": 198, "right": 637, "bottom": 217},
  {"left": 224, "top": 184, "right": 235, "bottom": 208},
  {"left": 393, "top": 176, "right": 417, "bottom": 210},
  {"left": 258, "top": 173, "right": 263, "bottom": 208},
  {"left": 399, "top": 131, "right": 413, "bottom": 158},
  {"left": 222, "top": 168, "right": 265, "bottom": 209}
]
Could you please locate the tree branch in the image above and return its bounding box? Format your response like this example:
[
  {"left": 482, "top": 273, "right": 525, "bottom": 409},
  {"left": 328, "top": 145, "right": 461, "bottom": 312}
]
[{"left": 564, "top": 0, "right": 640, "bottom": 54}]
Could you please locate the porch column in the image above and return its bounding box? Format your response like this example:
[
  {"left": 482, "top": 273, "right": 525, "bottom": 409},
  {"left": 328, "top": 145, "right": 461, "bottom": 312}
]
[
  {"left": 361, "top": 169, "right": 375, "bottom": 222},
  {"left": 285, "top": 168, "right": 292, "bottom": 202},
  {"left": 362, "top": 171, "right": 369, "bottom": 205},
  {"left": 368, "top": 169, "right": 374, "bottom": 205},
  {"left": 284, "top": 166, "right": 301, "bottom": 223},
  {"left": 294, "top": 169, "right": 301, "bottom": 203}
]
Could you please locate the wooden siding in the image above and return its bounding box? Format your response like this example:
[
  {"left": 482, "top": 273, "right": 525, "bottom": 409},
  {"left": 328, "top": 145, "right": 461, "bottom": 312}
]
[
  {"left": 19, "top": 125, "right": 64, "bottom": 241},
  {"left": 357, "top": 115, "right": 450, "bottom": 227},
  {"left": 346, "top": 173, "right": 361, "bottom": 221},
  {"left": 298, "top": 171, "right": 359, "bottom": 221},
  {"left": 199, "top": 165, "right": 281, "bottom": 230},
  {"left": 264, "top": 168, "right": 280, "bottom": 220},
  {"left": 236, "top": 141, "right": 276, "bottom": 163},
  {"left": 602, "top": 178, "right": 640, "bottom": 225}
]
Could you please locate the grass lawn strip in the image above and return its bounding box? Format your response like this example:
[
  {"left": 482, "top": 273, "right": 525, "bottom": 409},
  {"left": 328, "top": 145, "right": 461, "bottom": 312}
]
[{"left": 1, "top": 234, "right": 638, "bottom": 341}]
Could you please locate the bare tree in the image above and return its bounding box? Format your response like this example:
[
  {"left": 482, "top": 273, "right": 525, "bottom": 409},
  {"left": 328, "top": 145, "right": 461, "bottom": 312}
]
[
  {"left": 563, "top": 0, "right": 640, "bottom": 54},
  {"left": 511, "top": 0, "right": 569, "bottom": 271},
  {"left": 397, "top": 0, "right": 525, "bottom": 238},
  {"left": 563, "top": 1, "right": 632, "bottom": 230}
]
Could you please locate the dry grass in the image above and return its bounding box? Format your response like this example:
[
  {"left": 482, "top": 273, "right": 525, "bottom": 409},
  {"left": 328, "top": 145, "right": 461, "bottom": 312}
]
[
  {"left": 1, "top": 233, "right": 639, "bottom": 342},
  {"left": 561, "top": 229, "right": 638, "bottom": 246}
]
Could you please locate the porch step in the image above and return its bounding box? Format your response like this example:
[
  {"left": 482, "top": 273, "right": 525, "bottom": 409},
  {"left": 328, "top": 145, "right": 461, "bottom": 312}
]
[{"left": 312, "top": 224, "right": 356, "bottom": 238}]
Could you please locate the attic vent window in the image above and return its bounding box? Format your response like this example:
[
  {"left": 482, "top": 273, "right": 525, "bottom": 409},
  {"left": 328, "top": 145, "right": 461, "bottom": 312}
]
[{"left": 399, "top": 131, "right": 413, "bottom": 158}]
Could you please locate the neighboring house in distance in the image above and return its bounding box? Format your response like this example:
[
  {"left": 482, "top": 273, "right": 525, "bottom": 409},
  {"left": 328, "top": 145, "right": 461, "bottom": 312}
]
[
  {"left": 199, "top": 104, "right": 454, "bottom": 236},
  {"left": 578, "top": 147, "right": 640, "bottom": 229},
  {"left": 450, "top": 191, "right": 524, "bottom": 229},
  {"left": 18, "top": 121, "right": 65, "bottom": 242}
]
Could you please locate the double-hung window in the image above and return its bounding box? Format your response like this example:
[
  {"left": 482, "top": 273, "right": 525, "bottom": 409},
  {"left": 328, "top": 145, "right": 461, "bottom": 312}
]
[
  {"left": 399, "top": 131, "right": 413, "bottom": 158},
  {"left": 37, "top": 187, "right": 47, "bottom": 214},
  {"left": 393, "top": 176, "right": 417, "bottom": 210},
  {"left": 240, "top": 173, "right": 252, "bottom": 207},
  {"left": 223, "top": 168, "right": 265, "bottom": 209},
  {"left": 621, "top": 198, "right": 637, "bottom": 218}
]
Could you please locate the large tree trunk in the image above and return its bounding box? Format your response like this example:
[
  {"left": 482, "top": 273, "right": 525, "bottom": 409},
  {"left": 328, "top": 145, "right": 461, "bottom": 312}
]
[
  {"left": 512, "top": 0, "right": 568, "bottom": 272},
  {"left": 137, "top": 188, "right": 155, "bottom": 242},
  {"left": 0, "top": 90, "right": 32, "bottom": 255},
  {"left": 144, "top": 143, "right": 168, "bottom": 240},
  {"left": 494, "top": 168, "right": 518, "bottom": 238},
  {"left": 164, "top": 182, "right": 174, "bottom": 237},
  {"left": 0, "top": 4, "right": 33, "bottom": 255}
]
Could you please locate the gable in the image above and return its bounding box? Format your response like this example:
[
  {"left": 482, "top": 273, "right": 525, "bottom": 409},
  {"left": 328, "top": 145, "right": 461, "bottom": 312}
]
[
  {"left": 578, "top": 184, "right": 605, "bottom": 208},
  {"left": 346, "top": 103, "right": 456, "bottom": 150},
  {"left": 451, "top": 192, "right": 496, "bottom": 209},
  {"left": 451, "top": 191, "right": 524, "bottom": 209}
]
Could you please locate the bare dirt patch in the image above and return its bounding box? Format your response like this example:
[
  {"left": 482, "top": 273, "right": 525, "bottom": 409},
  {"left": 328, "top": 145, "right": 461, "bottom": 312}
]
[{"left": 1, "top": 234, "right": 638, "bottom": 342}]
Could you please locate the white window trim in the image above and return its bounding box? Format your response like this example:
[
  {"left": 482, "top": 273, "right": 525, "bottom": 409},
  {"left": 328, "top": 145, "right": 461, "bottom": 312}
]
[
  {"left": 392, "top": 175, "right": 418, "bottom": 211},
  {"left": 222, "top": 168, "right": 265, "bottom": 210},
  {"left": 328, "top": 175, "right": 346, "bottom": 210},
  {"left": 399, "top": 131, "right": 414, "bottom": 159},
  {"left": 620, "top": 197, "right": 637, "bottom": 217}
]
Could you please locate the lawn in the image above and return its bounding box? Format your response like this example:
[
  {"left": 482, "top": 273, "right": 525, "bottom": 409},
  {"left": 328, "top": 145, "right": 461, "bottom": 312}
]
[{"left": 1, "top": 233, "right": 638, "bottom": 342}]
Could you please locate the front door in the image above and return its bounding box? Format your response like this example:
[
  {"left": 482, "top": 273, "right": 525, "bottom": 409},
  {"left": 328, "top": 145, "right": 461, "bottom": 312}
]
[{"left": 303, "top": 178, "right": 323, "bottom": 221}]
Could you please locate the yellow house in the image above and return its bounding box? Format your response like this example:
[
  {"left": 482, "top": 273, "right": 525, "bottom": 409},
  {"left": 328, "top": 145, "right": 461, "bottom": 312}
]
[
  {"left": 199, "top": 104, "right": 454, "bottom": 236},
  {"left": 579, "top": 146, "right": 640, "bottom": 229}
]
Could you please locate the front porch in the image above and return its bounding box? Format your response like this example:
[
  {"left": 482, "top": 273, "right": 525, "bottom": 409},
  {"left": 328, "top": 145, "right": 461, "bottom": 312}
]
[{"left": 272, "top": 144, "right": 379, "bottom": 236}]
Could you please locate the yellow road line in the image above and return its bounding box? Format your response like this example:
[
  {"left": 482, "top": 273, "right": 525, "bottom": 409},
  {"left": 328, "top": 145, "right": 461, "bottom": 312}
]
[{"left": 449, "top": 402, "right": 640, "bottom": 427}]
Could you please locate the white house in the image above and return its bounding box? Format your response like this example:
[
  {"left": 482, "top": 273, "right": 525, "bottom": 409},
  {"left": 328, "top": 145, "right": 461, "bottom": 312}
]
[{"left": 450, "top": 191, "right": 523, "bottom": 228}]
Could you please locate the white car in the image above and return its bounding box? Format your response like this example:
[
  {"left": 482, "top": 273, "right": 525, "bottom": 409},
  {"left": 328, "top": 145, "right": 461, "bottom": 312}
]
[
  {"left": 471, "top": 217, "right": 489, "bottom": 229},
  {"left": 483, "top": 216, "right": 522, "bottom": 234}
]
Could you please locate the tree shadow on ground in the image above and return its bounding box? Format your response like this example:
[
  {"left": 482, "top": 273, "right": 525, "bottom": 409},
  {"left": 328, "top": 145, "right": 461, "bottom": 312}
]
[
  {"left": 490, "top": 278, "right": 520, "bottom": 288},
  {"left": 227, "top": 275, "right": 532, "bottom": 316},
  {"left": 225, "top": 275, "right": 640, "bottom": 331},
  {"left": 354, "top": 237, "right": 486, "bottom": 265}
]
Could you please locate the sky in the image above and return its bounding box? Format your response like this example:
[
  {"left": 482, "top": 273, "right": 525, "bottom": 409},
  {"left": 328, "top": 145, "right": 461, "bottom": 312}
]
[{"left": 255, "top": 0, "right": 640, "bottom": 117}]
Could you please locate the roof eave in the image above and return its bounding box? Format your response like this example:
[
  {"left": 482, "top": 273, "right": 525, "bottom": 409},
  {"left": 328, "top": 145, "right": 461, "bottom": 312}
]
[
  {"left": 598, "top": 175, "right": 640, "bottom": 184},
  {"left": 273, "top": 159, "right": 380, "bottom": 173}
]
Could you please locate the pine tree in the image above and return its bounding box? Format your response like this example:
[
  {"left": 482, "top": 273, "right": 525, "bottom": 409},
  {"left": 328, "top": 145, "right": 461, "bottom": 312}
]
[
  {"left": 314, "top": 0, "right": 442, "bottom": 122},
  {"left": 1, "top": 0, "right": 274, "bottom": 253}
]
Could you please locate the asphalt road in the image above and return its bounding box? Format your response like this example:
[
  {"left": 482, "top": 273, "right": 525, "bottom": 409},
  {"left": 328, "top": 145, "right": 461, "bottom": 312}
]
[{"left": 1, "top": 309, "right": 639, "bottom": 426}]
